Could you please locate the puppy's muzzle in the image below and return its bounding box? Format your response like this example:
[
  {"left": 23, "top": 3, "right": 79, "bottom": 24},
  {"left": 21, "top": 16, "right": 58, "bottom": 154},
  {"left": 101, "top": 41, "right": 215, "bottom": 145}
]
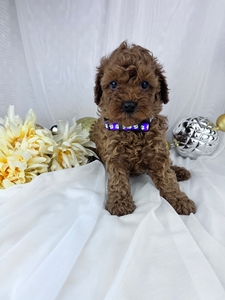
[{"left": 122, "top": 101, "right": 137, "bottom": 113}]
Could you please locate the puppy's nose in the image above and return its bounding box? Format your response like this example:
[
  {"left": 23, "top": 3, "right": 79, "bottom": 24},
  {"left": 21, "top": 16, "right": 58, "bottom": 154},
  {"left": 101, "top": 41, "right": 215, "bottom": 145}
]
[{"left": 122, "top": 101, "right": 137, "bottom": 113}]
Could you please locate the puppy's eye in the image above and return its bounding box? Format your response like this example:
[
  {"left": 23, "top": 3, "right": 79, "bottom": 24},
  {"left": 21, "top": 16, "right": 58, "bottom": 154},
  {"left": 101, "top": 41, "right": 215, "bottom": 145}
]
[
  {"left": 109, "top": 81, "right": 118, "bottom": 90},
  {"left": 140, "top": 81, "right": 149, "bottom": 90}
]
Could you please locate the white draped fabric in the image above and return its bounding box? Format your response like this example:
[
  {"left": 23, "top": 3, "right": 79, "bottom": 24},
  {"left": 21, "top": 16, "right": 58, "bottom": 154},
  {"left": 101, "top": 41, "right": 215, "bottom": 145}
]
[{"left": 0, "top": 0, "right": 225, "bottom": 299}]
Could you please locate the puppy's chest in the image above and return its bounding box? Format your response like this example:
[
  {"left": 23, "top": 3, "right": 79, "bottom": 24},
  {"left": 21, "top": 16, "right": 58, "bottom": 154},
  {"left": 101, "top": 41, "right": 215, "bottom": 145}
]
[{"left": 106, "top": 131, "right": 154, "bottom": 167}]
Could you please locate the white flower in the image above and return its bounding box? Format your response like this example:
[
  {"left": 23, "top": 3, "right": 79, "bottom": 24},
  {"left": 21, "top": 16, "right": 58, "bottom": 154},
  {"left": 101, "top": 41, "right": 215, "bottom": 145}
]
[
  {"left": 0, "top": 105, "right": 97, "bottom": 188},
  {"left": 0, "top": 105, "right": 56, "bottom": 188},
  {"left": 50, "top": 118, "right": 97, "bottom": 171}
]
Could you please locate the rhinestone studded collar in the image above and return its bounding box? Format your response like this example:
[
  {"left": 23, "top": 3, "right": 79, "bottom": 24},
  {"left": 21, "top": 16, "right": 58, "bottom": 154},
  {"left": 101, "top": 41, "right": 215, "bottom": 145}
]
[{"left": 104, "top": 118, "right": 153, "bottom": 132}]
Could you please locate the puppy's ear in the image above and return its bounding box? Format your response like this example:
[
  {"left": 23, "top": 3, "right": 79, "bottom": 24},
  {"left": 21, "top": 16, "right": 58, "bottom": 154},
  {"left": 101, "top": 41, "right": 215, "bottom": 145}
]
[
  {"left": 155, "top": 64, "right": 169, "bottom": 104},
  {"left": 94, "top": 68, "right": 103, "bottom": 105},
  {"left": 94, "top": 57, "right": 107, "bottom": 105}
]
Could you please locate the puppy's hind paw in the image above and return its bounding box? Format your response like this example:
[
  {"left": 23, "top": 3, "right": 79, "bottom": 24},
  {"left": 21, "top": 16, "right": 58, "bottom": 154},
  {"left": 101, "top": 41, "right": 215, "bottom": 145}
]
[{"left": 171, "top": 165, "right": 191, "bottom": 182}]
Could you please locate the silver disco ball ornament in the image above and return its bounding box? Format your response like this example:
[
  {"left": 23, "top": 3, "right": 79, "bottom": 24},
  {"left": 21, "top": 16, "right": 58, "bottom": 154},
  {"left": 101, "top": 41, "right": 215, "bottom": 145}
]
[
  {"left": 173, "top": 116, "right": 220, "bottom": 159},
  {"left": 50, "top": 125, "right": 58, "bottom": 135}
]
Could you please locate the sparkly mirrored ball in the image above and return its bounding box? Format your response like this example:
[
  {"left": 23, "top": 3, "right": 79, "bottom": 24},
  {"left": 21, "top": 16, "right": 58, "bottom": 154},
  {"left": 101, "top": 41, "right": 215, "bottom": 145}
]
[
  {"left": 173, "top": 116, "right": 220, "bottom": 159},
  {"left": 50, "top": 125, "right": 58, "bottom": 135}
]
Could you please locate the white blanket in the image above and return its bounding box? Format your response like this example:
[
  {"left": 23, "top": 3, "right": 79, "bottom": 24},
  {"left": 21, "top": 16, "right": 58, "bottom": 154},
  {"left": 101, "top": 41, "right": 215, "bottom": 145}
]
[{"left": 1, "top": 142, "right": 225, "bottom": 300}]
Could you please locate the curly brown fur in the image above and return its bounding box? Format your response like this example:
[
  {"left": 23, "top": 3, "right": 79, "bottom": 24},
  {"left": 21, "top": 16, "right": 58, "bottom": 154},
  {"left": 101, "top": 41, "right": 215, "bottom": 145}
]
[{"left": 90, "top": 41, "right": 196, "bottom": 216}]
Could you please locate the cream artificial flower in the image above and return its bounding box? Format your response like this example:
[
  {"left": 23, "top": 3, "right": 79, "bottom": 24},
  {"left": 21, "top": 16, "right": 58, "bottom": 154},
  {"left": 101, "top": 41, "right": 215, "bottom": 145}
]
[
  {"left": 0, "top": 105, "right": 56, "bottom": 188},
  {"left": 50, "top": 118, "right": 96, "bottom": 171}
]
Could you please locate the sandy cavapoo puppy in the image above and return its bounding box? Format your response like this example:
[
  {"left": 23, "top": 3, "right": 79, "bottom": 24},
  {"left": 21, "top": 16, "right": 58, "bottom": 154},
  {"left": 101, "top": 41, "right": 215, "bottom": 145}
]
[{"left": 90, "top": 41, "right": 196, "bottom": 216}]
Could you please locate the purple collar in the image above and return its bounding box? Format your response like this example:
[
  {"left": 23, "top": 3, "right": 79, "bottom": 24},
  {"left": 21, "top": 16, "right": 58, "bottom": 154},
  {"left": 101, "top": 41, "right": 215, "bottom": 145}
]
[{"left": 104, "top": 118, "right": 153, "bottom": 132}]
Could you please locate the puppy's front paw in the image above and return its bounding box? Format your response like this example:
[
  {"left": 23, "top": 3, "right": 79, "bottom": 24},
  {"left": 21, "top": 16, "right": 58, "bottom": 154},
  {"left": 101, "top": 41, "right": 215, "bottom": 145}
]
[
  {"left": 106, "top": 198, "right": 136, "bottom": 216},
  {"left": 173, "top": 198, "right": 196, "bottom": 215}
]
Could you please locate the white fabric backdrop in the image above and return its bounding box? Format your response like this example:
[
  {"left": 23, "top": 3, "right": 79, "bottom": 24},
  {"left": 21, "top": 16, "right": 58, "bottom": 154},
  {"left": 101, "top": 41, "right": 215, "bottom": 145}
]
[
  {"left": 1, "top": 0, "right": 225, "bottom": 136},
  {"left": 1, "top": 1, "right": 225, "bottom": 299}
]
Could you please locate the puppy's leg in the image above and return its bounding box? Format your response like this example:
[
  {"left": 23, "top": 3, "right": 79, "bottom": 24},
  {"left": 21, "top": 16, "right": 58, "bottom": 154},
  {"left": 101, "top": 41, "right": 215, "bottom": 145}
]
[
  {"left": 148, "top": 157, "right": 196, "bottom": 215},
  {"left": 106, "top": 164, "right": 136, "bottom": 216}
]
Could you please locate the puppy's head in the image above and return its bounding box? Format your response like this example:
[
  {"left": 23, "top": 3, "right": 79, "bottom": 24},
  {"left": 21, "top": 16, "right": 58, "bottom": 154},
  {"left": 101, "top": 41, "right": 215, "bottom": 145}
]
[{"left": 94, "top": 41, "right": 169, "bottom": 126}]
